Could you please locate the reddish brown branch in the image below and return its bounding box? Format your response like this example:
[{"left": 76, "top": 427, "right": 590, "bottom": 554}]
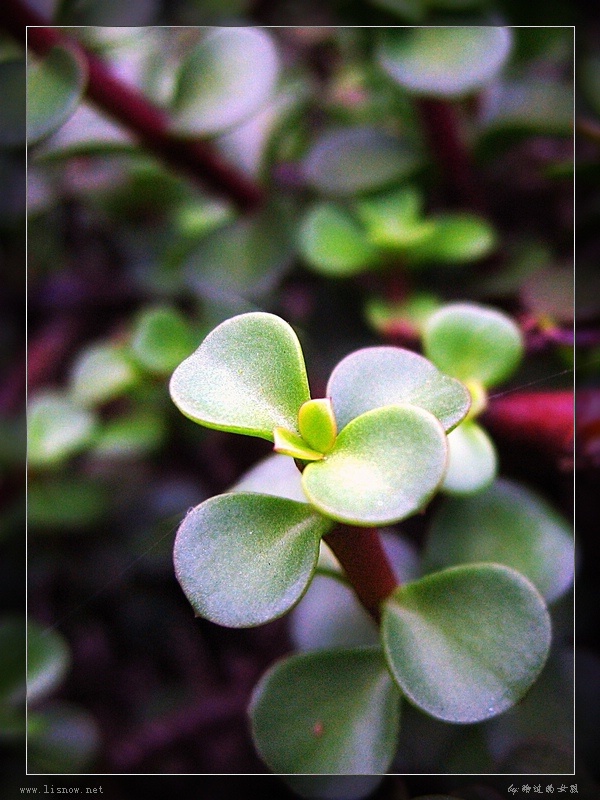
[
  {"left": 0, "top": 0, "right": 264, "bottom": 211},
  {"left": 324, "top": 525, "right": 399, "bottom": 624}
]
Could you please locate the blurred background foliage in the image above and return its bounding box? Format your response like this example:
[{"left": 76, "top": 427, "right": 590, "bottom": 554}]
[{"left": 0, "top": 0, "right": 598, "bottom": 796}]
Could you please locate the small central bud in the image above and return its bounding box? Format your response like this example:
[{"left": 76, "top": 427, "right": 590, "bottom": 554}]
[
  {"left": 464, "top": 380, "right": 488, "bottom": 421},
  {"left": 298, "top": 398, "right": 337, "bottom": 453},
  {"left": 273, "top": 427, "right": 324, "bottom": 462}
]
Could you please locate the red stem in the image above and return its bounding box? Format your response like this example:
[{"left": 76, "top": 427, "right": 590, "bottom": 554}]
[
  {"left": 323, "top": 525, "right": 399, "bottom": 624},
  {"left": 0, "top": 0, "right": 264, "bottom": 211}
]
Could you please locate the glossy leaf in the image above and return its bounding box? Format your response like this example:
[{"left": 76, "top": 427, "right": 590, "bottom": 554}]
[
  {"left": 173, "top": 493, "right": 331, "bottom": 627},
  {"left": 378, "top": 27, "right": 512, "bottom": 98},
  {"left": 301, "top": 125, "right": 423, "bottom": 195},
  {"left": 70, "top": 344, "right": 140, "bottom": 407},
  {"left": 302, "top": 405, "right": 448, "bottom": 526},
  {"left": 0, "top": 59, "right": 26, "bottom": 148},
  {"left": 442, "top": 420, "right": 497, "bottom": 495},
  {"left": 298, "top": 399, "right": 337, "bottom": 453},
  {"left": 298, "top": 203, "right": 379, "bottom": 277},
  {"left": 273, "top": 427, "right": 324, "bottom": 462},
  {"left": 171, "top": 28, "right": 279, "bottom": 136},
  {"left": 28, "top": 392, "right": 97, "bottom": 468},
  {"left": 327, "top": 346, "right": 470, "bottom": 432},
  {"left": 382, "top": 564, "right": 551, "bottom": 722},
  {"left": 250, "top": 647, "right": 401, "bottom": 774},
  {"left": 231, "top": 453, "right": 306, "bottom": 503},
  {"left": 130, "top": 306, "right": 196, "bottom": 375},
  {"left": 170, "top": 312, "right": 310, "bottom": 440},
  {"left": 27, "top": 46, "right": 88, "bottom": 145},
  {"left": 424, "top": 479, "right": 574, "bottom": 603},
  {"left": 407, "top": 215, "right": 497, "bottom": 264},
  {"left": 27, "top": 621, "right": 70, "bottom": 705},
  {"left": 423, "top": 303, "right": 524, "bottom": 387}
]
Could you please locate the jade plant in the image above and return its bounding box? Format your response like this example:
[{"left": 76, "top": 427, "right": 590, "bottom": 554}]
[{"left": 169, "top": 309, "right": 556, "bottom": 776}]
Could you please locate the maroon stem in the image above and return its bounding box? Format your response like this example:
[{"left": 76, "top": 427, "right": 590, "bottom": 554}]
[
  {"left": 0, "top": 0, "right": 264, "bottom": 211},
  {"left": 323, "top": 525, "right": 399, "bottom": 624},
  {"left": 417, "top": 97, "right": 485, "bottom": 212}
]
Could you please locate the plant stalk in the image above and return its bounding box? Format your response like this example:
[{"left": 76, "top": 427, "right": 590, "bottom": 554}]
[
  {"left": 0, "top": 0, "right": 264, "bottom": 211},
  {"left": 323, "top": 525, "right": 399, "bottom": 624}
]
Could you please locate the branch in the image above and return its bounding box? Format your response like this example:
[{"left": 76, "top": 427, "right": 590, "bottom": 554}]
[
  {"left": 323, "top": 526, "right": 399, "bottom": 624},
  {"left": 0, "top": 0, "right": 264, "bottom": 212}
]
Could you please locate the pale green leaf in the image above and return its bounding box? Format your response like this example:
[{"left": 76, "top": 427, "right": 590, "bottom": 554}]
[
  {"left": 170, "top": 312, "right": 310, "bottom": 440},
  {"left": 302, "top": 405, "right": 448, "bottom": 526},
  {"left": 70, "top": 344, "right": 140, "bottom": 407},
  {"left": 250, "top": 647, "right": 401, "bottom": 773},
  {"left": 173, "top": 493, "right": 332, "bottom": 627},
  {"left": 273, "top": 427, "right": 324, "bottom": 462},
  {"left": 424, "top": 479, "right": 574, "bottom": 603},
  {"left": 378, "top": 27, "right": 512, "bottom": 98},
  {"left": 298, "top": 398, "right": 337, "bottom": 453},
  {"left": 130, "top": 306, "right": 196, "bottom": 375},
  {"left": 171, "top": 28, "right": 280, "bottom": 136},
  {"left": 382, "top": 564, "right": 551, "bottom": 723},
  {"left": 407, "top": 215, "right": 497, "bottom": 264},
  {"left": 231, "top": 453, "right": 307, "bottom": 503},
  {"left": 442, "top": 420, "right": 497, "bottom": 495},
  {"left": 327, "top": 346, "right": 470, "bottom": 432},
  {"left": 27, "top": 46, "right": 88, "bottom": 145},
  {"left": 28, "top": 392, "right": 97, "bottom": 468},
  {"left": 356, "top": 186, "right": 434, "bottom": 249},
  {"left": 423, "top": 303, "right": 524, "bottom": 387}
]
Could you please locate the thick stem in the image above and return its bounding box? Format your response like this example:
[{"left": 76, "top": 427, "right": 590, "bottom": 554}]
[
  {"left": 323, "top": 525, "right": 399, "bottom": 624},
  {"left": 417, "top": 97, "right": 485, "bottom": 212},
  {"left": 0, "top": 0, "right": 263, "bottom": 211}
]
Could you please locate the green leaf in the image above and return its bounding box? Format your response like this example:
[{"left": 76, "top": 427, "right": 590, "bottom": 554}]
[
  {"left": 0, "top": 59, "right": 26, "bottom": 148},
  {"left": 92, "top": 410, "right": 166, "bottom": 459},
  {"left": 406, "top": 215, "right": 497, "bottom": 264},
  {"left": 301, "top": 125, "right": 423, "bottom": 196},
  {"left": 382, "top": 564, "right": 551, "bottom": 723},
  {"left": 249, "top": 647, "right": 401, "bottom": 774},
  {"left": 365, "top": 293, "right": 441, "bottom": 338},
  {"left": 423, "top": 303, "right": 524, "bottom": 387},
  {"left": 27, "top": 621, "right": 71, "bottom": 705},
  {"left": 130, "top": 306, "right": 196, "bottom": 375},
  {"left": 28, "top": 392, "right": 97, "bottom": 468},
  {"left": 27, "top": 46, "right": 88, "bottom": 146},
  {"left": 173, "top": 493, "right": 331, "bottom": 627},
  {"left": 171, "top": 28, "right": 280, "bottom": 136},
  {"left": 273, "top": 427, "right": 324, "bottom": 462},
  {"left": 70, "top": 343, "right": 140, "bottom": 407},
  {"left": 442, "top": 420, "right": 497, "bottom": 495},
  {"left": 170, "top": 312, "right": 310, "bottom": 440},
  {"left": 298, "top": 399, "right": 337, "bottom": 453},
  {"left": 424, "top": 480, "right": 574, "bottom": 603},
  {"left": 327, "top": 346, "right": 471, "bottom": 433},
  {"left": 302, "top": 405, "right": 448, "bottom": 526},
  {"left": 298, "top": 203, "right": 379, "bottom": 277},
  {"left": 231, "top": 453, "right": 306, "bottom": 503},
  {"left": 378, "top": 28, "right": 512, "bottom": 98}
]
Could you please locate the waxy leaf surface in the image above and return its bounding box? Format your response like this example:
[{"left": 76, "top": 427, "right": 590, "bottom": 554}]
[
  {"left": 173, "top": 493, "right": 331, "bottom": 627},
  {"left": 250, "top": 647, "right": 401, "bottom": 774},
  {"left": 302, "top": 405, "right": 448, "bottom": 526},
  {"left": 442, "top": 420, "right": 497, "bottom": 495},
  {"left": 327, "top": 346, "right": 470, "bottom": 432},
  {"left": 382, "top": 564, "right": 551, "bottom": 723},
  {"left": 170, "top": 312, "right": 310, "bottom": 440},
  {"left": 425, "top": 480, "right": 574, "bottom": 603}
]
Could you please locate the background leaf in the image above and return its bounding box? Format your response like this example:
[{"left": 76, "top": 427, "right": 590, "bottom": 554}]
[
  {"left": 327, "top": 346, "right": 470, "bottom": 432},
  {"left": 441, "top": 420, "right": 497, "bottom": 495},
  {"left": 302, "top": 405, "right": 448, "bottom": 525},
  {"left": 424, "top": 479, "right": 574, "bottom": 602},
  {"left": 70, "top": 343, "right": 140, "bottom": 407},
  {"left": 27, "top": 621, "right": 71, "bottom": 705},
  {"left": 378, "top": 27, "right": 512, "bottom": 97},
  {"left": 169, "top": 312, "right": 310, "bottom": 440},
  {"left": 382, "top": 564, "right": 551, "bottom": 723},
  {"left": 27, "top": 392, "right": 97, "bottom": 468},
  {"left": 173, "top": 493, "right": 331, "bottom": 627},
  {"left": 250, "top": 647, "right": 401, "bottom": 774},
  {"left": 406, "top": 214, "right": 497, "bottom": 265},
  {"left": 130, "top": 306, "right": 196, "bottom": 375}
]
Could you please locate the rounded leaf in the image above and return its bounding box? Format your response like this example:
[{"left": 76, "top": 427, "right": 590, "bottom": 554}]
[
  {"left": 423, "top": 303, "right": 524, "bottom": 387},
  {"left": 378, "top": 28, "right": 512, "bottom": 98},
  {"left": 231, "top": 453, "right": 306, "bottom": 503},
  {"left": 442, "top": 420, "right": 497, "bottom": 495},
  {"left": 407, "top": 215, "right": 497, "bottom": 265},
  {"left": 171, "top": 28, "right": 279, "bottom": 136},
  {"left": 327, "top": 346, "right": 471, "bottom": 433},
  {"left": 250, "top": 647, "right": 401, "bottom": 774},
  {"left": 298, "top": 398, "right": 337, "bottom": 453},
  {"left": 130, "top": 306, "right": 196, "bottom": 375},
  {"left": 173, "top": 493, "right": 332, "bottom": 627},
  {"left": 28, "top": 392, "right": 97, "bottom": 468},
  {"left": 302, "top": 405, "right": 448, "bottom": 526},
  {"left": 27, "top": 46, "right": 88, "bottom": 145},
  {"left": 298, "top": 203, "right": 379, "bottom": 277},
  {"left": 170, "top": 313, "right": 310, "bottom": 440},
  {"left": 301, "top": 125, "right": 423, "bottom": 196},
  {"left": 382, "top": 564, "right": 551, "bottom": 723},
  {"left": 27, "top": 621, "right": 71, "bottom": 705},
  {"left": 356, "top": 186, "right": 434, "bottom": 249},
  {"left": 70, "top": 344, "right": 140, "bottom": 407},
  {"left": 424, "top": 479, "right": 574, "bottom": 603}
]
